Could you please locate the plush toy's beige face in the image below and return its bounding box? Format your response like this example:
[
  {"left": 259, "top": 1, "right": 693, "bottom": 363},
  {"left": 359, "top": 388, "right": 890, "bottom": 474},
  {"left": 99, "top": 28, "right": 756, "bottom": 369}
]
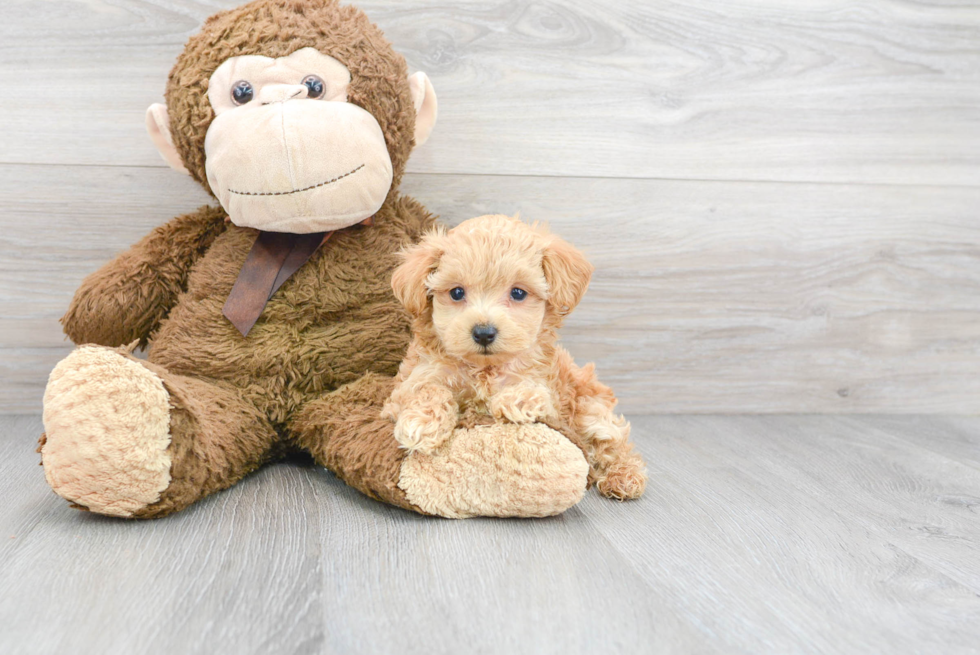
[
  {"left": 202, "top": 48, "right": 391, "bottom": 233},
  {"left": 147, "top": 46, "right": 437, "bottom": 234}
]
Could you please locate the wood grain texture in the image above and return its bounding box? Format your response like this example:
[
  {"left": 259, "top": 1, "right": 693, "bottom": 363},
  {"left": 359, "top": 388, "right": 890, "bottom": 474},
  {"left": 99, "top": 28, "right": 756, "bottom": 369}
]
[
  {"left": 856, "top": 415, "right": 980, "bottom": 471},
  {"left": 579, "top": 414, "right": 980, "bottom": 654},
  {"left": 1, "top": 0, "right": 979, "bottom": 413},
  {"left": 0, "top": 0, "right": 978, "bottom": 184},
  {"left": 3, "top": 414, "right": 980, "bottom": 654},
  {"left": 2, "top": 165, "right": 979, "bottom": 413}
]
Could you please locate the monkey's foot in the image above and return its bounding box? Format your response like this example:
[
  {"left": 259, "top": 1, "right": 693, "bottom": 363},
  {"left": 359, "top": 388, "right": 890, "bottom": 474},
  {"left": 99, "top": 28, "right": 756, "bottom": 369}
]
[
  {"left": 41, "top": 346, "right": 173, "bottom": 517},
  {"left": 398, "top": 423, "right": 589, "bottom": 519}
]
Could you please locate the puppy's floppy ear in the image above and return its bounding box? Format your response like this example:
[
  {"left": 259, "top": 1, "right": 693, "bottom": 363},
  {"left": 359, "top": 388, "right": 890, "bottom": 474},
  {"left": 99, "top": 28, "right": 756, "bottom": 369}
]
[
  {"left": 542, "top": 235, "right": 594, "bottom": 315},
  {"left": 391, "top": 238, "right": 442, "bottom": 317}
]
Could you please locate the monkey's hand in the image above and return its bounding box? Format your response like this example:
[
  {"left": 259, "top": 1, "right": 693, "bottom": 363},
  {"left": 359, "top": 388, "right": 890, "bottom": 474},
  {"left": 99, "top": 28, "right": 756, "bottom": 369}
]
[
  {"left": 392, "top": 384, "right": 458, "bottom": 455},
  {"left": 489, "top": 382, "right": 557, "bottom": 424}
]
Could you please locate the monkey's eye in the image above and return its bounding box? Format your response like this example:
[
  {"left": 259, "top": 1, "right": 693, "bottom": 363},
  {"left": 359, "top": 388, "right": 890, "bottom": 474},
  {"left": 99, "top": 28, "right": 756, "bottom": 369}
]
[
  {"left": 449, "top": 287, "right": 465, "bottom": 301},
  {"left": 302, "top": 75, "right": 325, "bottom": 99},
  {"left": 231, "top": 80, "right": 254, "bottom": 105},
  {"left": 510, "top": 288, "right": 528, "bottom": 301}
]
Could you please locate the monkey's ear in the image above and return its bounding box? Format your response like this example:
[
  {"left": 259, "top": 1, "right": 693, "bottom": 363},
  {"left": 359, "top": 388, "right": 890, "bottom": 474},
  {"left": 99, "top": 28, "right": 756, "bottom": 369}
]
[
  {"left": 145, "top": 104, "right": 191, "bottom": 175},
  {"left": 408, "top": 72, "right": 438, "bottom": 147},
  {"left": 541, "top": 236, "right": 594, "bottom": 316},
  {"left": 391, "top": 239, "right": 442, "bottom": 317}
]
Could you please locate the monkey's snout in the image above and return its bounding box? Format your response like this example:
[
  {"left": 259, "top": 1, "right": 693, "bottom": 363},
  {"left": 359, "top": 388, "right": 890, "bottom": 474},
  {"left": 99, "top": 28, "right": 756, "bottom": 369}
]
[{"left": 471, "top": 324, "right": 497, "bottom": 347}]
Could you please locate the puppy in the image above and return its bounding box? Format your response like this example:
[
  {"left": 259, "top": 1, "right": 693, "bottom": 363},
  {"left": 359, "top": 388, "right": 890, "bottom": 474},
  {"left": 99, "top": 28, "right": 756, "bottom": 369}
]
[{"left": 382, "top": 214, "right": 646, "bottom": 500}]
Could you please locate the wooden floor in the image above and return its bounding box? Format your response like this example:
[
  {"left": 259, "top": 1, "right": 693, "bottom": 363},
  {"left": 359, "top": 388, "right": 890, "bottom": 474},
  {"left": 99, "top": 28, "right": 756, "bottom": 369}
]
[{"left": 2, "top": 414, "right": 979, "bottom": 654}]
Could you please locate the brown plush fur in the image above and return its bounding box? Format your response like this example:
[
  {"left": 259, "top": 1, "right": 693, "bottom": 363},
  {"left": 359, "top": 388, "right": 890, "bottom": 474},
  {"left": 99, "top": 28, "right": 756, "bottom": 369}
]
[
  {"left": 43, "top": 0, "right": 598, "bottom": 519},
  {"left": 166, "top": 0, "right": 417, "bottom": 199},
  {"left": 291, "top": 372, "right": 422, "bottom": 512},
  {"left": 385, "top": 215, "right": 647, "bottom": 500},
  {"left": 50, "top": 0, "right": 434, "bottom": 517},
  {"left": 62, "top": 206, "right": 228, "bottom": 349},
  {"left": 130, "top": 354, "right": 281, "bottom": 519}
]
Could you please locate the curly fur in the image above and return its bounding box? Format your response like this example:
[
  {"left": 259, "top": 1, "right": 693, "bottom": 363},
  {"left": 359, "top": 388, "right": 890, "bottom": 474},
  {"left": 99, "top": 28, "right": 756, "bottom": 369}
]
[
  {"left": 42, "top": 0, "right": 435, "bottom": 517},
  {"left": 41, "top": 0, "right": 599, "bottom": 519},
  {"left": 384, "top": 214, "right": 647, "bottom": 499}
]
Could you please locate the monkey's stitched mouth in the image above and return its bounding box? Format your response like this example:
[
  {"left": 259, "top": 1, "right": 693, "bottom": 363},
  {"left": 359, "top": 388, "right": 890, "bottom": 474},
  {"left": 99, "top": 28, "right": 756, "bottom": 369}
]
[{"left": 228, "top": 164, "right": 365, "bottom": 197}]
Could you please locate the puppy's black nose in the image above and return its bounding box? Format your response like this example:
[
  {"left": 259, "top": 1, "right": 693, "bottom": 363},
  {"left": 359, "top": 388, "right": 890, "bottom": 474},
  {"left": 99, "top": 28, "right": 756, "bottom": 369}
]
[{"left": 472, "top": 324, "right": 498, "bottom": 347}]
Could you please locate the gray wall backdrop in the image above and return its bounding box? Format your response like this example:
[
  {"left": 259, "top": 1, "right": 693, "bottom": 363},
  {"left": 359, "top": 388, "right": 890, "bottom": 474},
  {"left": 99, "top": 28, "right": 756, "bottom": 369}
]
[{"left": 1, "top": 0, "right": 978, "bottom": 413}]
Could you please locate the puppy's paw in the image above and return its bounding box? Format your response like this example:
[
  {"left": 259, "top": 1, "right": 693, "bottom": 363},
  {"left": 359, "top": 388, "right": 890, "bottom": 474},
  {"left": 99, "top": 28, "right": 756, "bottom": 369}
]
[
  {"left": 596, "top": 456, "right": 647, "bottom": 500},
  {"left": 490, "top": 384, "right": 557, "bottom": 424},
  {"left": 394, "top": 404, "right": 456, "bottom": 455}
]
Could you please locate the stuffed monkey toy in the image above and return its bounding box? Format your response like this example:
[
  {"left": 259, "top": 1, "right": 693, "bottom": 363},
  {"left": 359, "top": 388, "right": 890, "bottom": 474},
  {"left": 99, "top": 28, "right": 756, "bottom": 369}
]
[{"left": 39, "top": 0, "right": 597, "bottom": 519}]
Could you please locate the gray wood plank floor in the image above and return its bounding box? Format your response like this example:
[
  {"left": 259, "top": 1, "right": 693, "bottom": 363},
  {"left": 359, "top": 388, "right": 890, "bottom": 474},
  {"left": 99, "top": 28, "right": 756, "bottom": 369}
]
[{"left": 2, "top": 414, "right": 979, "bottom": 655}]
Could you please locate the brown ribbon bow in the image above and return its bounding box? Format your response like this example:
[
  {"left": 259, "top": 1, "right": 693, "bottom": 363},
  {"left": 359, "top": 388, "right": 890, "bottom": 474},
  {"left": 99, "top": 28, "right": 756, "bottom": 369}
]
[{"left": 222, "top": 217, "right": 372, "bottom": 337}]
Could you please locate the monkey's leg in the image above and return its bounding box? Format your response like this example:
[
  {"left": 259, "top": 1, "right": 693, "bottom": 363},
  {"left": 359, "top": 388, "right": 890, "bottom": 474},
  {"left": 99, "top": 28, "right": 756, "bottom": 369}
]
[
  {"left": 291, "top": 372, "right": 589, "bottom": 518},
  {"left": 40, "top": 345, "right": 277, "bottom": 518}
]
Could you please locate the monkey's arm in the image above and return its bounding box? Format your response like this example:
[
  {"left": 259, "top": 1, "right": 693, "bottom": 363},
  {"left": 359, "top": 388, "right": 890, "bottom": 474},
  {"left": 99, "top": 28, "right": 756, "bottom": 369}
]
[{"left": 62, "top": 205, "right": 227, "bottom": 347}]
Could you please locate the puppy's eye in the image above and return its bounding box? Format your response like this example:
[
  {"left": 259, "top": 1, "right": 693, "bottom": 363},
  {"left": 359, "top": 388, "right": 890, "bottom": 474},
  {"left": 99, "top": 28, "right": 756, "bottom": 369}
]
[
  {"left": 510, "top": 288, "right": 528, "bottom": 301},
  {"left": 231, "top": 80, "right": 254, "bottom": 105},
  {"left": 449, "top": 287, "right": 465, "bottom": 301}
]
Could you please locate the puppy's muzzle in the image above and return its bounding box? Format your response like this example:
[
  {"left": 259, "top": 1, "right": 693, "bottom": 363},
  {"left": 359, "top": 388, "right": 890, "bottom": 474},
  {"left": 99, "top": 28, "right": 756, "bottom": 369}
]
[{"left": 471, "top": 324, "right": 498, "bottom": 347}]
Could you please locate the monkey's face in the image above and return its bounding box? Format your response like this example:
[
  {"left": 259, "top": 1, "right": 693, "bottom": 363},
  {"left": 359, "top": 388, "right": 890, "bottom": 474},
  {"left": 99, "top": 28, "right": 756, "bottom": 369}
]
[
  {"left": 147, "top": 40, "right": 437, "bottom": 234},
  {"left": 200, "top": 48, "right": 390, "bottom": 233}
]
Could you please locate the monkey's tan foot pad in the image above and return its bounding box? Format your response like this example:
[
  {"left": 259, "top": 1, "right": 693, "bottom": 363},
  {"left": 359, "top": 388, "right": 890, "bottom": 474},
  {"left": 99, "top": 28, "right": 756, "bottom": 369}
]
[
  {"left": 398, "top": 423, "right": 589, "bottom": 518},
  {"left": 41, "top": 346, "right": 173, "bottom": 518}
]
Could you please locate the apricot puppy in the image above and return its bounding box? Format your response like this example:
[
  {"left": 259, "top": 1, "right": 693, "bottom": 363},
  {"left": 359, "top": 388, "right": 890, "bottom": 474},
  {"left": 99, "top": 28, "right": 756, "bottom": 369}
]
[{"left": 382, "top": 214, "right": 646, "bottom": 500}]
